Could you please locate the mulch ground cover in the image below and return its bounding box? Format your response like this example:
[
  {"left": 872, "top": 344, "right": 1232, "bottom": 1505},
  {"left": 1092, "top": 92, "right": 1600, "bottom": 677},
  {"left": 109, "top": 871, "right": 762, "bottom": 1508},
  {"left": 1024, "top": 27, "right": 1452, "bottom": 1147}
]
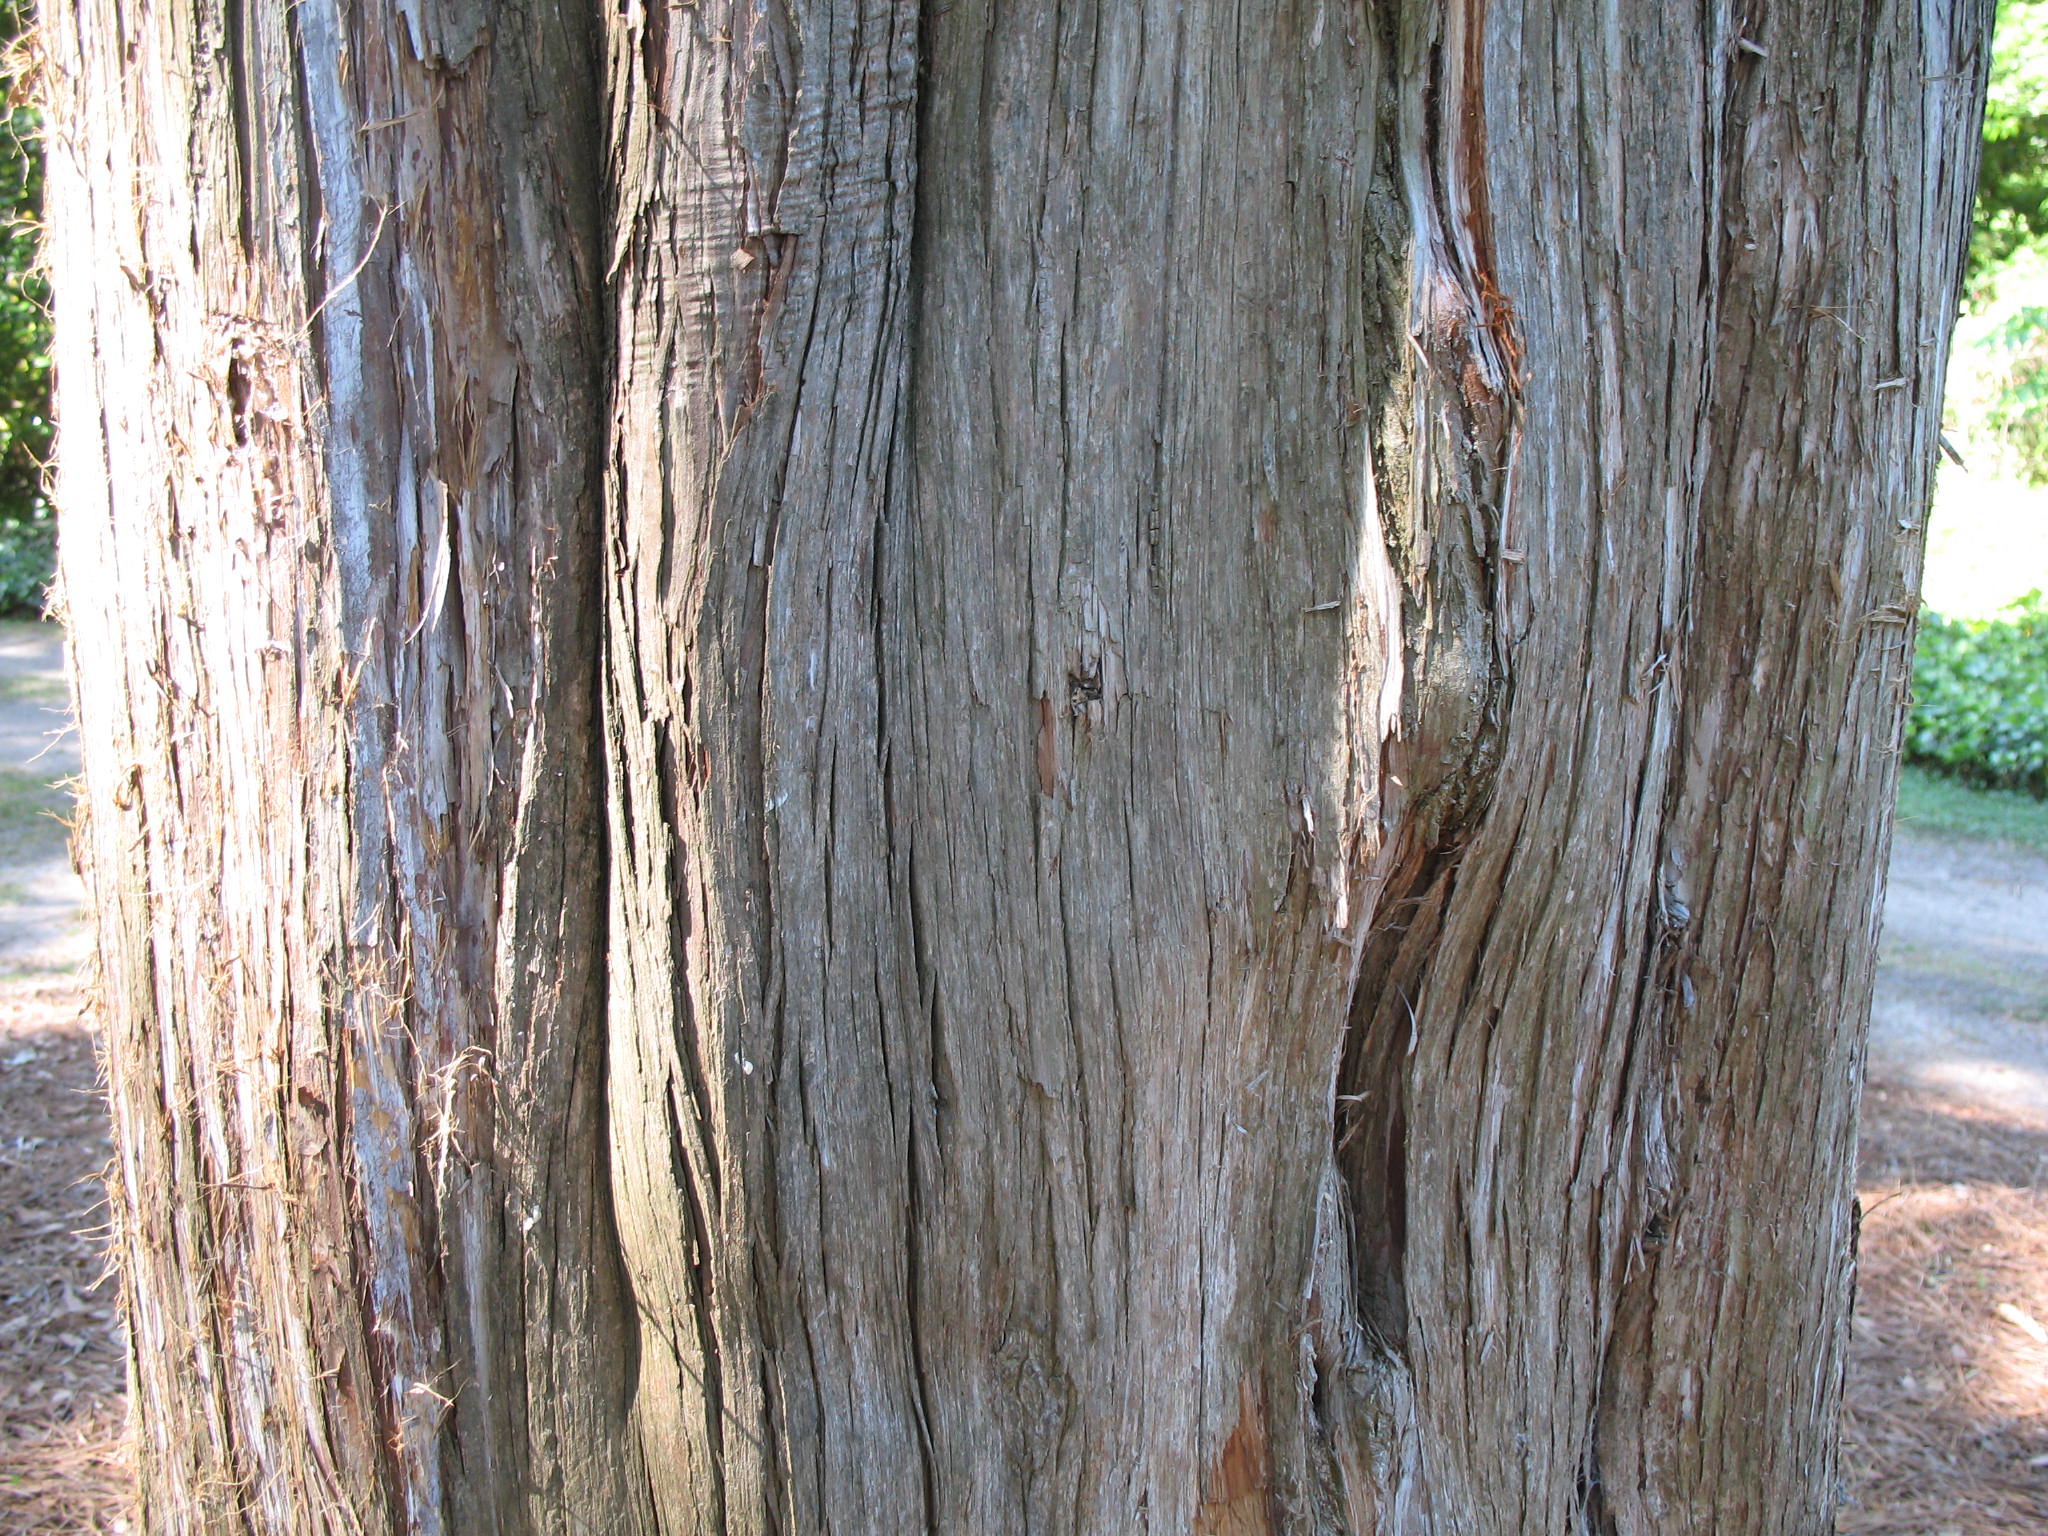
[
  {"left": 1840, "top": 1082, "right": 2048, "bottom": 1533},
  {"left": 0, "top": 977, "right": 126, "bottom": 1535}
]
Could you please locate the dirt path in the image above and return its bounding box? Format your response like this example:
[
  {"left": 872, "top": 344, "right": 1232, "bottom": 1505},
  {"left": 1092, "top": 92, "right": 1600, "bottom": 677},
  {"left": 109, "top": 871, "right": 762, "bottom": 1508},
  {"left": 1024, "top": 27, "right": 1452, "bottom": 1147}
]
[
  {"left": 0, "top": 622, "right": 121, "bottom": 1535},
  {"left": 0, "top": 624, "right": 85, "bottom": 972},
  {"left": 1871, "top": 829, "right": 2048, "bottom": 1132}
]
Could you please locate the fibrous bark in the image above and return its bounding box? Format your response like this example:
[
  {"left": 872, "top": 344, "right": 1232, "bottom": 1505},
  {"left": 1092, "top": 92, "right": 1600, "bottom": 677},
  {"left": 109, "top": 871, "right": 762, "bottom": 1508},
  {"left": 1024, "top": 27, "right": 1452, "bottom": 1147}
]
[
  {"left": 48, "top": 0, "right": 1991, "bottom": 1531},
  {"left": 48, "top": 2, "right": 636, "bottom": 1528}
]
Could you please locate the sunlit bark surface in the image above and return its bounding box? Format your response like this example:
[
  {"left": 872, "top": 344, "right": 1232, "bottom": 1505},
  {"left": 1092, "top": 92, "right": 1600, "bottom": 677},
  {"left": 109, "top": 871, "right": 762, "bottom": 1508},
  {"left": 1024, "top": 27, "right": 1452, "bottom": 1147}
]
[
  {"left": 47, "top": 3, "right": 636, "bottom": 1528},
  {"left": 49, "top": 0, "right": 1989, "bottom": 1531}
]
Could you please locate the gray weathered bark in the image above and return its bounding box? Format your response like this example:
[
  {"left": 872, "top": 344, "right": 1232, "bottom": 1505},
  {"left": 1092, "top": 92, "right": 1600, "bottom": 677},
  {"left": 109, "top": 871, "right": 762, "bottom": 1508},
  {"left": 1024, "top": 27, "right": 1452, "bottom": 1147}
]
[
  {"left": 48, "top": 0, "right": 1990, "bottom": 1531},
  {"left": 47, "top": 2, "right": 640, "bottom": 1528}
]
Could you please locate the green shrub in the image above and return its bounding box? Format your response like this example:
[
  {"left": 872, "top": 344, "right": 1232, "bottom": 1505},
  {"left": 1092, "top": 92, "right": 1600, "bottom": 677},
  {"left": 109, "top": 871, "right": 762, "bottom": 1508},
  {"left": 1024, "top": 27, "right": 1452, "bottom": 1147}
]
[
  {"left": 1908, "top": 592, "right": 2048, "bottom": 797},
  {"left": 1895, "top": 764, "right": 2048, "bottom": 853},
  {"left": 0, "top": 509, "right": 49, "bottom": 612}
]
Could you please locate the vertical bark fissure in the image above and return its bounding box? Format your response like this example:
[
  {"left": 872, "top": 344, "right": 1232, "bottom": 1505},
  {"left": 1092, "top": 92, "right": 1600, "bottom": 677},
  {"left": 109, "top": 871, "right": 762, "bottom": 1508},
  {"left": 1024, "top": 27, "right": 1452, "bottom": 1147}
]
[
  {"left": 603, "top": 0, "right": 928, "bottom": 1528},
  {"left": 1322, "top": 0, "right": 1525, "bottom": 1509},
  {"left": 878, "top": 419, "right": 944, "bottom": 1534}
]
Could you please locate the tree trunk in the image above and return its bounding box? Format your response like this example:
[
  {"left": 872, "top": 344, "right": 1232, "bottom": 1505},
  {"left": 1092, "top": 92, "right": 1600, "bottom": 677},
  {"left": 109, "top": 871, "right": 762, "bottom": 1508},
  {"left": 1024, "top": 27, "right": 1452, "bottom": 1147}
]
[
  {"left": 48, "top": 0, "right": 1991, "bottom": 1532},
  {"left": 46, "top": 2, "right": 641, "bottom": 1527}
]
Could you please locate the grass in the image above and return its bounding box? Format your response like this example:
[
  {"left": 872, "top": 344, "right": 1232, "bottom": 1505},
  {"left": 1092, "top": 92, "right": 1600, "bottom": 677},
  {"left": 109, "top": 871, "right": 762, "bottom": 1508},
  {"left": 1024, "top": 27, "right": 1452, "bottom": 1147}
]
[
  {"left": 1879, "top": 936, "right": 2048, "bottom": 1024},
  {"left": 1896, "top": 764, "right": 2048, "bottom": 855},
  {"left": 0, "top": 765, "right": 68, "bottom": 866},
  {"left": 0, "top": 672, "right": 64, "bottom": 706}
]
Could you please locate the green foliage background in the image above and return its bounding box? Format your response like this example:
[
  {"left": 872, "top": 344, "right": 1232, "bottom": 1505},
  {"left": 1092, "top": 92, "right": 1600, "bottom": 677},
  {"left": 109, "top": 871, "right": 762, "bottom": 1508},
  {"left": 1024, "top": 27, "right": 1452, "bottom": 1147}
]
[
  {"left": 1956, "top": 1, "right": 2048, "bottom": 489},
  {"left": 1906, "top": 3, "right": 2048, "bottom": 801},
  {"left": 0, "top": 0, "right": 50, "bottom": 615},
  {"left": 1975, "top": 0, "right": 2048, "bottom": 279}
]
